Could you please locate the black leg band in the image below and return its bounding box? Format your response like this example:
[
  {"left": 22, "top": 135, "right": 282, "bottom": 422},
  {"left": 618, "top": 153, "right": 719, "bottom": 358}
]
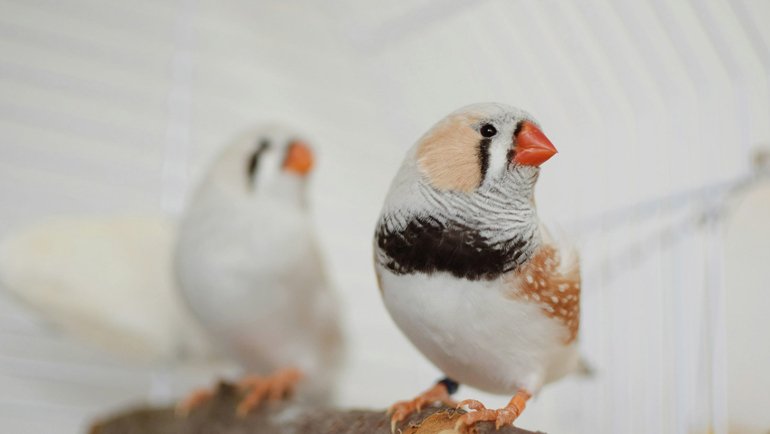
[{"left": 438, "top": 377, "right": 459, "bottom": 395}]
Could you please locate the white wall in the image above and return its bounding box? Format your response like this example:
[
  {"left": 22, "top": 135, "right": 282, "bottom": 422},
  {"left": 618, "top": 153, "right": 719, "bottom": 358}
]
[
  {"left": 0, "top": 0, "right": 768, "bottom": 433},
  {"left": 725, "top": 181, "right": 770, "bottom": 434}
]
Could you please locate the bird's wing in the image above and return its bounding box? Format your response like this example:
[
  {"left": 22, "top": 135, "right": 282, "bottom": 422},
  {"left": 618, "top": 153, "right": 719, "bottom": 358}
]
[
  {"left": 0, "top": 216, "right": 213, "bottom": 363},
  {"left": 504, "top": 225, "right": 581, "bottom": 343}
]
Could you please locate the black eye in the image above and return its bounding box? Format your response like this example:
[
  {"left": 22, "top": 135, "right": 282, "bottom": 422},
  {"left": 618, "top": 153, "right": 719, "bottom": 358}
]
[{"left": 480, "top": 124, "right": 497, "bottom": 138}]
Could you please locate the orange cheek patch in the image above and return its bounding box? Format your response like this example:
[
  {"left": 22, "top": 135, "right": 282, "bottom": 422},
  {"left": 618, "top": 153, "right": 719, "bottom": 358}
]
[
  {"left": 416, "top": 114, "right": 482, "bottom": 192},
  {"left": 505, "top": 245, "right": 581, "bottom": 343}
]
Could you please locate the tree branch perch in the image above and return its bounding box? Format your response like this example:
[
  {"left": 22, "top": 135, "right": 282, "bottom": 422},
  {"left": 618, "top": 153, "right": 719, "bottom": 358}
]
[{"left": 90, "top": 382, "right": 543, "bottom": 434}]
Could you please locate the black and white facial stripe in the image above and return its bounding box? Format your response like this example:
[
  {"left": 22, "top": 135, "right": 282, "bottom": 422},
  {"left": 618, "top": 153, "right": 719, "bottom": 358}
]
[
  {"left": 508, "top": 121, "right": 525, "bottom": 163},
  {"left": 246, "top": 139, "right": 271, "bottom": 185},
  {"left": 476, "top": 120, "right": 532, "bottom": 189},
  {"left": 477, "top": 138, "right": 491, "bottom": 184},
  {"left": 477, "top": 122, "right": 497, "bottom": 187},
  {"left": 375, "top": 169, "right": 541, "bottom": 281}
]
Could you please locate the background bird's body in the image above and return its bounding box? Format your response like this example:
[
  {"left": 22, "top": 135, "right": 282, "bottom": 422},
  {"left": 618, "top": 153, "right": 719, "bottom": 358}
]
[
  {"left": 176, "top": 126, "right": 343, "bottom": 403},
  {"left": 177, "top": 181, "right": 340, "bottom": 386},
  {"left": 375, "top": 103, "right": 581, "bottom": 428}
]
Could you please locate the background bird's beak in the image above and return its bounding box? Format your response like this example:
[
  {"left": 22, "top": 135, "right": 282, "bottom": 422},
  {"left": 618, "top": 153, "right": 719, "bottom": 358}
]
[
  {"left": 513, "top": 121, "right": 558, "bottom": 167},
  {"left": 283, "top": 141, "right": 314, "bottom": 175}
]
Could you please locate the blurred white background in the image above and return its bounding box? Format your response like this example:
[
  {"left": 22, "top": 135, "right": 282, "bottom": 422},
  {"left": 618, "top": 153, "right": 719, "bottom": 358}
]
[{"left": 0, "top": 0, "right": 769, "bottom": 433}]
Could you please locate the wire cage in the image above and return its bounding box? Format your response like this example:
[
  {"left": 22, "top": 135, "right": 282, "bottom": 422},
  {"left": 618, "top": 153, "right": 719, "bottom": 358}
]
[{"left": 0, "top": 1, "right": 769, "bottom": 433}]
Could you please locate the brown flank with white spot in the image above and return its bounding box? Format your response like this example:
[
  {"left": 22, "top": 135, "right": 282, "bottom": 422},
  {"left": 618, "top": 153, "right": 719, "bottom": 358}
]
[{"left": 505, "top": 245, "right": 581, "bottom": 343}]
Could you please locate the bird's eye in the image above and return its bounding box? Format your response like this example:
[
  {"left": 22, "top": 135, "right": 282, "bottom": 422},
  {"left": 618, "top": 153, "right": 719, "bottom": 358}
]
[{"left": 480, "top": 124, "right": 497, "bottom": 138}]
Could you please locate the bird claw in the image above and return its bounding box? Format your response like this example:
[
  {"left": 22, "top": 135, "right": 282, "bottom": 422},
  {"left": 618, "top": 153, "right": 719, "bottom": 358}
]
[
  {"left": 236, "top": 377, "right": 270, "bottom": 417},
  {"left": 388, "top": 383, "right": 457, "bottom": 432},
  {"left": 454, "top": 401, "right": 522, "bottom": 431},
  {"left": 494, "top": 409, "right": 519, "bottom": 429},
  {"left": 387, "top": 398, "right": 423, "bottom": 429},
  {"left": 175, "top": 388, "right": 215, "bottom": 417},
  {"left": 456, "top": 399, "right": 485, "bottom": 411},
  {"left": 236, "top": 367, "right": 304, "bottom": 417},
  {"left": 388, "top": 396, "right": 426, "bottom": 415}
]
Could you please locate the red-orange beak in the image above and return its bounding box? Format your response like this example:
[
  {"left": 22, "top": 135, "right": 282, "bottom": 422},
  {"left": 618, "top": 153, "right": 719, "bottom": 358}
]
[
  {"left": 283, "top": 141, "right": 313, "bottom": 175},
  {"left": 513, "top": 121, "right": 557, "bottom": 167}
]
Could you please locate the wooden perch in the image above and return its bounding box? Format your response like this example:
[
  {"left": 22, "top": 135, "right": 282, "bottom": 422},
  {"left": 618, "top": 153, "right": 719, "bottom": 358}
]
[{"left": 90, "top": 382, "right": 543, "bottom": 434}]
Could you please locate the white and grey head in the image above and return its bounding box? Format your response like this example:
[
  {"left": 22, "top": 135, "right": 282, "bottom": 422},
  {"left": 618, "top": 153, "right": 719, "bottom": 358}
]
[
  {"left": 375, "top": 103, "right": 558, "bottom": 281},
  {"left": 195, "top": 124, "right": 315, "bottom": 210}
]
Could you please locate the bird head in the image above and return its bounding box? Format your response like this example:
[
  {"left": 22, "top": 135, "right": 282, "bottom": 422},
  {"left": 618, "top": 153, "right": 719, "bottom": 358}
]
[
  {"left": 376, "top": 103, "right": 557, "bottom": 279},
  {"left": 379, "top": 102, "right": 557, "bottom": 226},
  {"left": 415, "top": 102, "right": 557, "bottom": 194},
  {"left": 202, "top": 124, "right": 315, "bottom": 208}
]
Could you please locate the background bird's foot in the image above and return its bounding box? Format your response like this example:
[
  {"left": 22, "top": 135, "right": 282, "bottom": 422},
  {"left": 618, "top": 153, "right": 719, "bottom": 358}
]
[
  {"left": 388, "top": 382, "right": 457, "bottom": 432},
  {"left": 175, "top": 388, "right": 215, "bottom": 417},
  {"left": 236, "top": 367, "right": 304, "bottom": 417},
  {"left": 455, "top": 390, "right": 530, "bottom": 431}
]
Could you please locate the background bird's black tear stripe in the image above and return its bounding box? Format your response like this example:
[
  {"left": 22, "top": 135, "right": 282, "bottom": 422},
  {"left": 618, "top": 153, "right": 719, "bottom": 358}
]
[
  {"left": 375, "top": 215, "right": 533, "bottom": 281},
  {"left": 246, "top": 139, "right": 270, "bottom": 184}
]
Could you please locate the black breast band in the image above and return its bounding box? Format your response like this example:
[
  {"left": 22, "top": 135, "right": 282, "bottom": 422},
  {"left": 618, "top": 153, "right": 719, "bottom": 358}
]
[{"left": 375, "top": 215, "right": 531, "bottom": 281}]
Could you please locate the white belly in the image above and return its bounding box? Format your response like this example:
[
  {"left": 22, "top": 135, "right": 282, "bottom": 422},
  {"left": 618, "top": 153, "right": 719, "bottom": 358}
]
[
  {"left": 175, "top": 208, "right": 342, "bottom": 392},
  {"left": 379, "top": 267, "right": 579, "bottom": 394}
]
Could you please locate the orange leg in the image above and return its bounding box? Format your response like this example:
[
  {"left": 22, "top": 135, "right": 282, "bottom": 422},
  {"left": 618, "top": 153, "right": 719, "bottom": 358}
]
[
  {"left": 236, "top": 367, "right": 304, "bottom": 417},
  {"left": 388, "top": 380, "right": 458, "bottom": 431},
  {"left": 175, "top": 367, "right": 304, "bottom": 418},
  {"left": 455, "top": 389, "right": 532, "bottom": 431},
  {"left": 175, "top": 388, "right": 215, "bottom": 417}
]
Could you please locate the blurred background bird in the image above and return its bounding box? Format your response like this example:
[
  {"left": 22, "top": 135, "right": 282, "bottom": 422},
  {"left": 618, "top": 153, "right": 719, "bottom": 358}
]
[
  {"left": 175, "top": 125, "right": 344, "bottom": 414},
  {"left": 0, "top": 125, "right": 344, "bottom": 416},
  {"left": 374, "top": 103, "right": 583, "bottom": 431}
]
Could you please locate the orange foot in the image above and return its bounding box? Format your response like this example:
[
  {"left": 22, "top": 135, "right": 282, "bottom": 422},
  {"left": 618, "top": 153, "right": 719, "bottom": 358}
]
[
  {"left": 455, "top": 389, "right": 532, "bottom": 431},
  {"left": 236, "top": 367, "right": 304, "bottom": 417},
  {"left": 175, "top": 367, "right": 304, "bottom": 418},
  {"left": 388, "top": 381, "right": 458, "bottom": 432},
  {"left": 175, "top": 388, "right": 215, "bottom": 417}
]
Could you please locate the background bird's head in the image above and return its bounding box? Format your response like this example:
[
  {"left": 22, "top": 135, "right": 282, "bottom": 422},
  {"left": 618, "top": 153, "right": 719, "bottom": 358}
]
[
  {"left": 415, "top": 102, "right": 557, "bottom": 194},
  {"left": 201, "top": 124, "right": 315, "bottom": 208}
]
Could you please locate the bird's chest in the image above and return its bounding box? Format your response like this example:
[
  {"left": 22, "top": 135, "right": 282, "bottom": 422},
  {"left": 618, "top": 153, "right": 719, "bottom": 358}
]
[
  {"left": 185, "top": 205, "right": 312, "bottom": 274},
  {"left": 177, "top": 206, "right": 319, "bottom": 326},
  {"left": 378, "top": 267, "right": 573, "bottom": 393},
  {"left": 375, "top": 214, "right": 538, "bottom": 281}
]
